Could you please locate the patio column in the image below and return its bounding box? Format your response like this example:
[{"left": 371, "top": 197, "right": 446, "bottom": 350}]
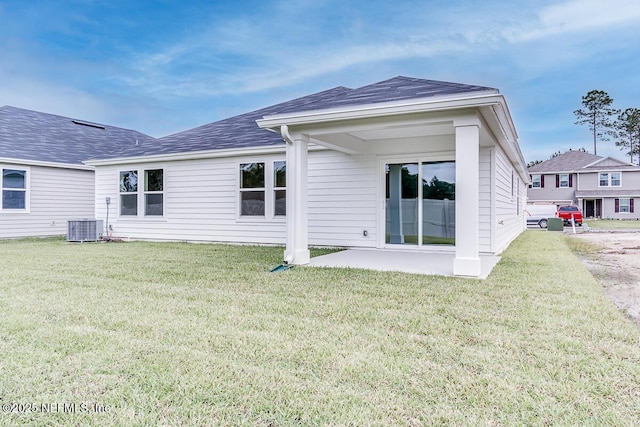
[
  {"left": 453, "top": 117, "right": 481, "bottom": 277},
  {"left": 284, "top": 133, "right": 310, "bottom": 265}
]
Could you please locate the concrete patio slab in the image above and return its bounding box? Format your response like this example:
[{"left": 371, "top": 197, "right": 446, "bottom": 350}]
[{"left": 307, "top": 249, "right": 500, "bottom": 279}]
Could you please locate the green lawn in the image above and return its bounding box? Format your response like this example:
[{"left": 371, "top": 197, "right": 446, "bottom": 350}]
[
  {"left": 585, "top": 219, "right": 640, "bottom": 229},
  {"left": 1, "top": 233, "right": 639, "bottom": 426}
]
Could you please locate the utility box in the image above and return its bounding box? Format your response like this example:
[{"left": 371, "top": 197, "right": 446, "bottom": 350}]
[{"left": 546, "top": 217, "right": 564, "bottom": 232}]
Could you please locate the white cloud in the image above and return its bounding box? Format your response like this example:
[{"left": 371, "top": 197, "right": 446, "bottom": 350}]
[{"left": 515, "top": 0, "right": 640, "bottom": 41}]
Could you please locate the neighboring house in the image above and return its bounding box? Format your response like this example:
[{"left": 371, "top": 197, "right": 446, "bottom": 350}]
[
  {"left": 0, "top": 106, "right": 156, "bottom": 238},
  {"left": 527, "top": 150, "right": 640, "bottom": 219},
  {"left": 84, "top": 76, "right": 529, "bottom": 277}
]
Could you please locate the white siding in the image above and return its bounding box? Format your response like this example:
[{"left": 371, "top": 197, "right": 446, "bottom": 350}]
[
  {"left": 96, "top": 156, "right": 286, "bottom": 244},
  {"left": 0, "top": 165, "right": 94, "bottom": 238},
  {"left": 94, "top": 150, "right": 380, "bottom": 247},
  {"left": 493, "top": 145, "right": 526, "bottom": 253},
  {"left": 479, "top": 147, "right": 492, "bottom": 253},
  {"left": 308, "top": 151, "right": 377, "bottom": 247}
]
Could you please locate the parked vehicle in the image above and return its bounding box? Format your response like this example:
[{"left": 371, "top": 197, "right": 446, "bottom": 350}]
[
  {"left": 525, "top": 204, "right": 557, "bottom": 228},
  {"left": 556, "top": 205, "right": 583, "bottom": 225}
]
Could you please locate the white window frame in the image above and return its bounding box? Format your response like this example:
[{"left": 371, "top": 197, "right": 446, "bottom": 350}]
[
  {"left": 618, "top": 198, "right": 631, "bottom": 213},
  {"left": 144, "top": 169, "right": 164, "bottom": 217},
  {"left": 599, "top": 172, "right": 622, "bottom": 187},
  {"left": 119, "top": 170, "right": 139, "bottom": 216},
  {"left": 531, "top": 174, "right": 541, "bottom": 188},
  {"left": 559, "top": 174, "right": 569, "bottom": 188},
  {"left": 273, "top": 161, "right": 286, "bottom": 217},
  {"left": 1, "top": 166, "right": 30, "bottom": 213},
  {"left": 118, "top": 168, "right": 165, "bottom": 218},
  {"left": 237, "top": 160, "right": 286, "bottom": 221}
]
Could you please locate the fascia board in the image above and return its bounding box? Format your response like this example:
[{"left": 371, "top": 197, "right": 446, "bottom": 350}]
[
  {"left": 256, "top": 92, "right": 502, "bottom": 129},
  {"left": 0, "top": 157, "right": 94, "bottom": 171}
]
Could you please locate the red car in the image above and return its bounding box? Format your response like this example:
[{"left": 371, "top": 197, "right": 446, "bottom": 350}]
[{"left": 556, "top": 205, "right": 583, "bottom": 225}]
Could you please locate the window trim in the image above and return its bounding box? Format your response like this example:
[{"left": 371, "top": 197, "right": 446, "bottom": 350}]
[
  {"left": 559, "top": 173, "right": 570, "bottom": 188},
  {"left": 599, "top": 171, "right": 622, "bottom": 187},
  {"left": 144, "top": 169, "right": 164, "bottom": 217},
  {"left": 615, "top": 198, "right": 634, "bottom": 214},
  {"left": 237, "top": 159, "right": 286, "bottom": 221},
  {"left": 1, "top": 165, "right": 30, "bottom": 213},
  {"left": 531, "top": 174, "right": 542, "bottom": 189},
  {"left": 118, "top": 168, "right": 165, "bottom": 218}
]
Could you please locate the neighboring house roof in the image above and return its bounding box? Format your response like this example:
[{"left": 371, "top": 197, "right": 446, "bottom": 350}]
[
  {"left": 0, "top": 105, "right": 156, "bottom": 165},
  {"left": 528, "top": 150, "right": 602, "bottom": 173},
  {"left": 95, "top": 76, "right": 498, "bottom": 160}
]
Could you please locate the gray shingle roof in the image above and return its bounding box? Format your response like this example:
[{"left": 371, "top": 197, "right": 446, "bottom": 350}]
[
  {"left": 0, "top": 106, "right": 156, "bottom": 165},
  {"left": 105, "top": 76, "right": 498, "bottom": 159},
  {"left": 528, "top": 151, "right": 602, "bottom": 173},
  {"left": 2, "top": 77, "right": 499, "bottom": 163}
]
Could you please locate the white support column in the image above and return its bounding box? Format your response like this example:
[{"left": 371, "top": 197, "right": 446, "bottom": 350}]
[
  {"left": 453, "top": 117, "right": 481, "bottom": 277},
  {"left": 284, "top": 133, "right": 310, "bottom": 265}
]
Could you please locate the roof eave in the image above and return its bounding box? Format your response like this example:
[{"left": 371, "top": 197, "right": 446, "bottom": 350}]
[
  {"left": 256, "top": 91, "right": 501, "bottom": 128},
  {"left": 0, "top": 157, "right": 94, "bottom": 171}
]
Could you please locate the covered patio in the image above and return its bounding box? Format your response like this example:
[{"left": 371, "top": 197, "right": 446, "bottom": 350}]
[{"left": 257, "top": 77, "right": 527, "bottom": 278}]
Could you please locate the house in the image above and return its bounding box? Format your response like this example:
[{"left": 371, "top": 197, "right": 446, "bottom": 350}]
[
  {"left": 527, "top": 150, "right": 640, "bottom": 219},
  {"left": 0, "top": 106, "right": 156, "bottom": 238},
  {"left": 84, "top": 76, "right": 529, "bottom": 277}
]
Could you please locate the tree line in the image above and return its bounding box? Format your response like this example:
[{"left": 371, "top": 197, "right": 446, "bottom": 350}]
[{"left": 574, "top": 90, "right": 640, "bottom": 163}]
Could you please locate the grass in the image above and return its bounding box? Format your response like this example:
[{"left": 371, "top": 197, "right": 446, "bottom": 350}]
[
  {"left": 585, "top": 219, "right": 640, "bottom": 229},
  {"left": 1, "top": 233, "right": 639, "bottom": 426}
]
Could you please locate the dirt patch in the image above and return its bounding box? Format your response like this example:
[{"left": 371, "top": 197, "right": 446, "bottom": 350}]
[{"left": 570, "top": 231, "right": 640, "bottom": 329}]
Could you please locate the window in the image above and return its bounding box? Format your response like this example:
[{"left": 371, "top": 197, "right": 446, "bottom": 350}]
[
  {"left": 611, "top": 172, "right": 621, "bottom": 186},
  {"left": 119, "top": 170, "right": 138, "bottom": 215},
  {"left": 2, "top": 168, "right": 27, "bottom": 210},
  {"left": 531, "top": 174, "right": 542, "bottom": 188},
  {"left": 274, "top": 161, "right": 286, "bottom": 216},
  {"left": 559, "top": 174, "right": 569, "bottom": 188},
  {"left": 615, "top": 198, "right": 634, "bottom": 213},
  {"left": 238, "top": 161, "right": 286, "bottom": 218},
  {"left": 240, "top": 163, "right": 265, "bottom": 216},
  {"left": 599, "top": 172, "right": 622, "bottom": 187},
  {"left": 144, "top": 169, "right": 163, "bottom": 216}
]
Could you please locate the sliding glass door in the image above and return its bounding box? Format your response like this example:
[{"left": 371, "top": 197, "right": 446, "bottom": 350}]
[{"left": 385, "top": 160, "right": 455, "bottom": 246}]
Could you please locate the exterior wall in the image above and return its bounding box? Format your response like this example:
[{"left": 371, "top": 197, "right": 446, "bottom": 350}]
[
  {"left": 494, "top": 145, "right": 526, "bottom": 254},
  {"left": 0, "top": 164, "right": 94, "bottom": 238},
  {"left": 94, "top": 150, "right": 379, "bottom": 248},
  {"left": 478, "top": 147, "right": 492, "bottom": 253},
  {"left": 94, "top": 143, "right": 524, "bottom": 256},
  {"left": 308, "top": 150, "right": 377, "bottom": 247},
  {"left": 527, "top": 173, "right": 575, "bottom": 203},
  {"left": 602, "top": 197, "right": 640, "bottom": 220},
  {"left": 578, "top": 170, "right": 640, "bottom": 190}
]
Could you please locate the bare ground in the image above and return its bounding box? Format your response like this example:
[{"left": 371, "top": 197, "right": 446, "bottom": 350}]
[{"left": 570, "top": 231, "right": 640, "bottom": 329}]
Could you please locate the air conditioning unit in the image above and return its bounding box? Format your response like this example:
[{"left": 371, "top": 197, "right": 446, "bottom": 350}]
[{"left": 67, "top": 219, "right": 103, "bottom": 242}]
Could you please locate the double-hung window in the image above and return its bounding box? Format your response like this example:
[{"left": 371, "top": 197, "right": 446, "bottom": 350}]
[
  {"left": 599, "top": 172, "right": 621, "bottom": 187},
  {"left": 144, "top": 169, "right": 163, "bottom": 216},
  {"left": 615, "top": 198, "right": 634, "bottom": 213},
  {"left": 240, "top": 163, "right": 265, "bottom": 216},
  {"left": 274, "top": 161, "right": 286, "bottom": 216},
  {"left": 559, "top": 174, "right": 569, "bottom": 188},
  {"left": 2, "top": 168, "right": 28, "bottom": 210},
  {"left": 119, "top": 169, "right": 164, "bottom": 217},
  {"left": 239, "top": 161, "right": 286, "bottom": 218},
  {"left": 531, "top": 174, "right": 542, "bottom": 188},
  {"left": 120, "top": 170, "right": 139, "bottom": 215}
]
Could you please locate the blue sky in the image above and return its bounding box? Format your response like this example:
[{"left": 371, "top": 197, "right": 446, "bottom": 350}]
[{"left": 1, "top": 0, "right": 639, "bottom": 163}]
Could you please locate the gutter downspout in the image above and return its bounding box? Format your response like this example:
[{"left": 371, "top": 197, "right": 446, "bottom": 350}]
[{"left": 281, "top": 125, "right": 295, "bottom": 264}]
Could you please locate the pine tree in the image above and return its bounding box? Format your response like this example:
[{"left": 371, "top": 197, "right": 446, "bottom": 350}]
[{"left": 574, "top": 90, "right": 618, "bottom": 156}]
